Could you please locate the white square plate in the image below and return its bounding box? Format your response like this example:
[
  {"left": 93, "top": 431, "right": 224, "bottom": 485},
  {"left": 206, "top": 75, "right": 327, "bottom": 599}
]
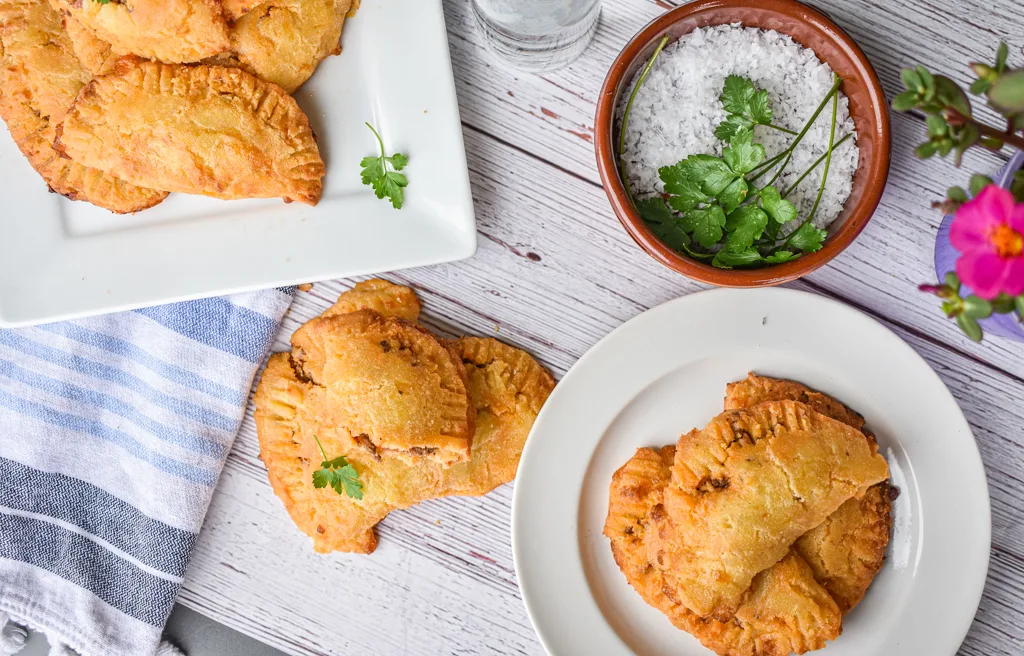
[{"left": 0, "top": 0, "right": 476, "bottom": 327}]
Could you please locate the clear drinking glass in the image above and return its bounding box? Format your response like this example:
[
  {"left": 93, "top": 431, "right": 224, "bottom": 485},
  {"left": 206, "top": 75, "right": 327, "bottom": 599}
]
[{"left": 472, "top": 0, "right": 602, "bottom": 73}]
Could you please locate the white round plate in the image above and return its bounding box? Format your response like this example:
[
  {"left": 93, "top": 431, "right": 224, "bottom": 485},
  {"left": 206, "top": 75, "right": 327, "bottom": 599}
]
[{"left": 512, "top": 288, "right": 990, "bottom": 656}]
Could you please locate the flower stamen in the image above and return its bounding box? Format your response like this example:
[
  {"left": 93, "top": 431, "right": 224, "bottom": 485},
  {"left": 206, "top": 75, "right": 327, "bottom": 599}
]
[{"left": 989, "top": 224, "right": 1023, "bottom": 258}]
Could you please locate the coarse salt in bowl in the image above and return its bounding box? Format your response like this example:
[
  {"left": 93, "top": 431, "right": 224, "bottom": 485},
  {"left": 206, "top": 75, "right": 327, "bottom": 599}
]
[{"left": 595, "top": 0, "right": 891, "bottom": 287}]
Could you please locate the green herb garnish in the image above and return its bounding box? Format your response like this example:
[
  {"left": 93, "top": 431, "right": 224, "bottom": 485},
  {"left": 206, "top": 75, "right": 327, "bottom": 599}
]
[
  {"left": 619, "top": 63, "right": 847, "bottom": 270},
  {"left": 312, "top": 435, "right": 364, "bottom": 500},
  {"left": 716, "top": 75, "right": 798, "bottom": 140},
  {"left": 361, "top": 122, "right": 408, "bottom": 210}
]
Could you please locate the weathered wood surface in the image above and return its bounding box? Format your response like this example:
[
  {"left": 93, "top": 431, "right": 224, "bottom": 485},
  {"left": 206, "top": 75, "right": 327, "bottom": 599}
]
[{"left": 176, "top": 1, "right": 1024, "bottom": 655}]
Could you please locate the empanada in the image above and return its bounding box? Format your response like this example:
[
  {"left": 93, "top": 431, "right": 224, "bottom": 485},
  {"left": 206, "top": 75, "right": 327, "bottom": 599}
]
[
  {"left": 662, "top": 400, "right": 889, "bottom": 619},
  {"left": 0, "top": 0, "right": 166, "bottom": 212},
  {"left": 48, "top": 0, "right": 229, "bottom": 64},
  {"left": 228, "top": 0, "right": 354, "bottom": 93},
  {"left": 605, "top": 446, "right": 842, "bottom": 656},
  {"left": 254, "top": 283, "right": 554, "bottom": 553},
  {"left": 726, "top": 374, "right": 895, "bottom": 613},
  {"left": 55, "top": 60, "right": 324, "bottom": 205},
  {"left": 290, "top": 310, "right": 475, "bottom": 466}
]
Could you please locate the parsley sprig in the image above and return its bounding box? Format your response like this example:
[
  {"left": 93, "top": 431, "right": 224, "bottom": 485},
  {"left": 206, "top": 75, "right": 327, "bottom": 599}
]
[
  {"left": 311, "top": 436, "right": 364, "bottom": 500},
  {"left": 715, "top": 75, "right": 798, "bottom": 140},
  {"left": 361, "top": 122, "right": 408, "bottom": 210},
  {"left": 619, "top": 47, "right": 849, "bottom": 270}
]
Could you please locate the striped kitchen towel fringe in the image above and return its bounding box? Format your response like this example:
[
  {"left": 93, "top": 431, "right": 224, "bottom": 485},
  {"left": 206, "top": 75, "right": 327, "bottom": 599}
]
[{"left": 0, "top": 289, "right": 293, "bottom": 656}]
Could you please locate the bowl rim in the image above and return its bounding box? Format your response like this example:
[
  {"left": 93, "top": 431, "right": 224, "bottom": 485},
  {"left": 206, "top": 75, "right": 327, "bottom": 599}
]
[{"left": 594, "top": 0, "right": 892, "bottom": 287}]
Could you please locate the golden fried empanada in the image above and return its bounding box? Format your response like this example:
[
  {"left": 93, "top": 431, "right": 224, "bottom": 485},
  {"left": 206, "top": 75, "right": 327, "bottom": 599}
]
[
  {"left": 255, "top": 338, "right": 553, "bottom": 553},
  {"left": 62, "top": 14, "right": 122, "bottom": 76},
  {"left": 227, "top": 0, "right": 354, "bottom": 93},
  {"left": 726, "top": 374, "right": 894, "bottom": 613},
  {"left": 0, "top": 0, "right": 166, "bottom": 212},
  {"left": 55, "top": 60, "right": 324, "bottom": 205},
  {"left": 222, "top": 0, "right": 265, "bottom": 20},
  {"left": 323, "top": 279, "right": 421, "bottom": 322},
  {"left": 663, "top": 400, "right": 889, "bottom": 619},
  {"left": 290, "top": 310, "right": 474, "bottom": 465},
  {"left": 48, "top": 0, "right": 229, "bottom": 64},
  {"left": 605, "top": 447, "right": 842, "bottom": 656}
]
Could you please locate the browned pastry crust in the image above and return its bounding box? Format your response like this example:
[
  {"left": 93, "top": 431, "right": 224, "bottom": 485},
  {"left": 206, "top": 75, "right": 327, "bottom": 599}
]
[
  {"left": 290, "top": 310, "right": 475, "bottom": 466},
  {"left": 48, "top": 0, "right": 229, "bottom": 64},
  {"left": 0, "top": 0, "right": 166, "bottom": 212},
  {"left": 605, "top": 446, "right": 842, "bottom": 656},
  {"left": 323, "top": 279, "right": 422, "bottom": 323},
  {"left": 255, "top": 337, "right": 553, "bottom": 553},
  {"left": 728, "top": 374, "right": 894, "bottom": 613},
  {"left": 227, "top": 0, "right": 354, "bottom": 93},
  {"left": 54, "top": 60, "right": 324, "bottom": 205},
  {"left": 662, "top": 400, "right": 890, "bottom": 619}
]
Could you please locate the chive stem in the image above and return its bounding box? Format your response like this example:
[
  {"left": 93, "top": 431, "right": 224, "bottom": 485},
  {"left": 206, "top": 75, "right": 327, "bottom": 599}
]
[
  {"left": 780, "top": 75, "right": 840, "bottom": 250},
  {"left": 619, "top": 36, "right": 670, "bottom": 205},
  {"left": 767, "top": 123, "right": 798, "bottom": 135},
  {"left": 780, "top": 133, "right": 852, "bottom": 198},
  {"left": 746, "top": 75, "right": 843, "bottom": 184}
]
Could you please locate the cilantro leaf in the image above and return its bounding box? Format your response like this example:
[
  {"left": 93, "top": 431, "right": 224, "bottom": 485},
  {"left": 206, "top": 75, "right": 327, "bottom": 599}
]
[
  {"left": 681, "top": 206, "right": 727, "bottom": 249},
  {"left": 759, "top": 185, "right": 797, "bottom": 224},
  {"left": 312, "top": 467, "right": 333, "bottom": 489},
  {"left": 659, "top": 165, "right": 708, "bottom": 212},
  {"left": 720, "top": 75, "right": 756, "bottom": 115},
  {"left": 361, "top": 123, "right": 409, "bottom": 209},
  {"left": 713, "top": 247, "right": 762, "bottom": 269},
  {"left": 722, "top": 131, "right": 765, "bottom": 174},
  {"left": 717, "top": 76, "right": 775, "bottom": 138},
  {"left": 714, "top": 114, "right": 753, "bottom": 142},
  {"left": 787, "top": 222, "right": 828, "bottom": 252},
  {"left": 749, "top": 88, "right": 772, "bottom": 124},
  {"left": 764, "top": 250, "right": 798, "bottom": 264},
  {"left": 680, "top": 154, "right": 737, "bottom": 196},
  {"left": 311, "top": 436, "right": 364, "bottom": 500},
  {"left": 333, "top": 463, "right": 364, "bottom": 500},
  {"left": 637, "top": 197, "right": 692, "bottom": 252},
  {"left": 724, "top": 205, "right": 768, "bottom": 251},
  {"left": 717, "top": 177, "right": 748, "bottom": 214}
]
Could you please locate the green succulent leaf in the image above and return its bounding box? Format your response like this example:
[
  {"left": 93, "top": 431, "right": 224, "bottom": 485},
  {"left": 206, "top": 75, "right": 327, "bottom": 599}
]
[
  {"left": 892, "top": 90, "right": 919, "bottom": 111},
  {"left": 988, "top": 70, "right": 1024, "bottom": 114},
  {"left": 956, "top": 313, "right": 983, "bottom": 342},
  {"left": 969, "top": 78, "right": 992, "bottom": 95},
  {"left": 996, "top": 42, "right": 1009, "bottom": 73},
  {"left": 934, "top": 75, "right": 972, "bottom": 117},
  {"left": 925, "top": 114, "right": 948, "bottom": 137},
  {"left": 969, "top": 174, "right": 994, "bottom": 197},
  {"left": 944, "top": 271, "right": 961, "bottom": 292},
  {"left": 1010, "top": 171, "right": 1024, "bottom": 204},
  {"left": 901, "top": 68, "right": 923, "bottom": 92},
  {"left": 1015, "top": 294, "right": 1024, "bottom": 318},
  {"left": 681, "top": 205, "right": 727, "bottom": 249},
  {"left": 916, "top": 65, "right": 936, "bottom": 99},
  {"left": 962, "top": 295, "right": 994, "bottom": 319},
  {"left": 915, "top": 141, "right": 938, "bottom": 158},
  {"left": 947, "top": 186, "right": 969, "bottom": 203}
]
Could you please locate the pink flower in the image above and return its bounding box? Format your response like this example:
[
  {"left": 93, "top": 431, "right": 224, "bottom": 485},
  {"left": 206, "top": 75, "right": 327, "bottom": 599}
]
[{"left": 950, "top": 185, "right": 1024, "bottom": 299}]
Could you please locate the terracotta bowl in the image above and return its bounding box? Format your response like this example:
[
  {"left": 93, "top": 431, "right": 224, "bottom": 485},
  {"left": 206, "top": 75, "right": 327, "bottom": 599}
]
[{"left": 595, "top": 0, "right": 891, "bottom": 287}]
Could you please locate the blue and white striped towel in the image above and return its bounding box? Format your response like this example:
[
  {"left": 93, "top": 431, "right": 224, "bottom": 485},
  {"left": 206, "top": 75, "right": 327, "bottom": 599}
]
[{"left": 0, "top": 289, "right": 293, "bottom": 656}]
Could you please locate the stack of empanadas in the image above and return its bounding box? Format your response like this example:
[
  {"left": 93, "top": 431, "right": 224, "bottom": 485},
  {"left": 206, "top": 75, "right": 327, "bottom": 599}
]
[
  {"left": 604, "top": 374, "right": 896, "bottom": 656},
  {"left": 0, "top": 0, "right": 356, "bottom": 212},
  {"left": 254, "top": 280, "right": 556, "bottom": 553}
]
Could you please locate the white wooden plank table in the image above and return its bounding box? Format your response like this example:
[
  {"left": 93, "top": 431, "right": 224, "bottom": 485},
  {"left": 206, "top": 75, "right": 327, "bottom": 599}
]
[{"left": 176, "top": 1, "right": 1024, "bottom": 654}]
